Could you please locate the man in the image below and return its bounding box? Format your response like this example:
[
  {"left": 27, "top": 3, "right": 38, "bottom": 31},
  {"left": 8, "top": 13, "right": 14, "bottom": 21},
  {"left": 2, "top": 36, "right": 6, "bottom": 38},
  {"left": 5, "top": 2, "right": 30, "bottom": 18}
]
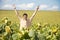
[{"left": 13, "top": 5, "right": 39, "bottom": 30}]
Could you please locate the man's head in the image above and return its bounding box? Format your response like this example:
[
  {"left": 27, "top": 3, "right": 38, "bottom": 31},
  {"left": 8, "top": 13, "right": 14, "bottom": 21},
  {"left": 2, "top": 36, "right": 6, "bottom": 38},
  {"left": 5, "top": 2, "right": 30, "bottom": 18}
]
[{"left": 23, "top": 13, "right": 28, "bottom": 20}]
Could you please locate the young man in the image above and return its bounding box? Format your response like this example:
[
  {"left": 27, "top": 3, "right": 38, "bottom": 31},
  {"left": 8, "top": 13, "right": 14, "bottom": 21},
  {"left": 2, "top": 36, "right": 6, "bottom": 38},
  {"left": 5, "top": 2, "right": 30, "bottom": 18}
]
[{"left": 13, "top": 5, "right": 39, "bottom": 30}]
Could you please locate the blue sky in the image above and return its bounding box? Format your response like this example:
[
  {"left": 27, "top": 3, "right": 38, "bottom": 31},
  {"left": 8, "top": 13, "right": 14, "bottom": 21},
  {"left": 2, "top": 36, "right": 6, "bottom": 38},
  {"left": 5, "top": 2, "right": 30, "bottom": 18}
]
[{"left": 0, "top": 0, "right": 60, "bottom": 11}]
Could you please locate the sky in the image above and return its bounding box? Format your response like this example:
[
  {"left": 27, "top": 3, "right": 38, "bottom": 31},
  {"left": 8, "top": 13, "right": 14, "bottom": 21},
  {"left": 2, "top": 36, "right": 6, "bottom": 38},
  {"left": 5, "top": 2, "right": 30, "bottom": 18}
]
[{"left": 0, "top": 0, "right": 60, "bottom": 11}]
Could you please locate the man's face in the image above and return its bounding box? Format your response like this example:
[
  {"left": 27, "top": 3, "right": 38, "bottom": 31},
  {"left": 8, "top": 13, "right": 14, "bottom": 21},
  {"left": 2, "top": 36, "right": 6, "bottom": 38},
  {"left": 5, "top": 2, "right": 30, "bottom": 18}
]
[{"left": 23, "top": 15, "right": 27, "bottom": 20}]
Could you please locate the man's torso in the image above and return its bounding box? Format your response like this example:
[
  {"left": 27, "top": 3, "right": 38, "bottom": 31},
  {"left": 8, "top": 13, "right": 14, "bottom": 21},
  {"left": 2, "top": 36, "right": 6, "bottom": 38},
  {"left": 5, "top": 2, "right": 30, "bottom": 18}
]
[{"left": 20, "top": 18, "right": 31, "bottom": 30}]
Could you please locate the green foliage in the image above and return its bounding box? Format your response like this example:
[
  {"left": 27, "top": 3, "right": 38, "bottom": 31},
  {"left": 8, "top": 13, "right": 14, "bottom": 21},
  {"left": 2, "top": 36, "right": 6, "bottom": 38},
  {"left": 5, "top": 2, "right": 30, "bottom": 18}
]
[{"left": 0, "top": 17, "right": 60, "bottom": 40}]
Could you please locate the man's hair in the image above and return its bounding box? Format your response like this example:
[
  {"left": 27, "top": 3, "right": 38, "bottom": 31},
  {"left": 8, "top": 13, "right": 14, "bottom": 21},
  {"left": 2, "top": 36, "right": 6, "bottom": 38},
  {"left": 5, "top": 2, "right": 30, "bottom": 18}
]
[{"left": 23, "top": 13, "right": 28, "bottom": 17}]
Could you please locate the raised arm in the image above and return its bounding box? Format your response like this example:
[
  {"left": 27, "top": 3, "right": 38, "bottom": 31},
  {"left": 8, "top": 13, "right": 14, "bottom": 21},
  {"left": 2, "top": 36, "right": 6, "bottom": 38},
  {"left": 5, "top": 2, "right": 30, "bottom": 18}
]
[
  {"left": 30, "top": 6, "right": 39, "bottom": 21},
  {"left": 13, "top": 4, "right": 21, "bottom": 19}
]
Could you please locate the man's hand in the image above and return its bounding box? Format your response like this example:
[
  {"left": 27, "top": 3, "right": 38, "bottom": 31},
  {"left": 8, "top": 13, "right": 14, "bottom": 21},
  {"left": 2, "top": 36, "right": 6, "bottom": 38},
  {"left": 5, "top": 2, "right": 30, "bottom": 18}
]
[
  {"left": 12, "top": 4, "right": 16, "bottom": 9},
  {"left": 36, "top": 6, "right": 39, "bottom": 11}
]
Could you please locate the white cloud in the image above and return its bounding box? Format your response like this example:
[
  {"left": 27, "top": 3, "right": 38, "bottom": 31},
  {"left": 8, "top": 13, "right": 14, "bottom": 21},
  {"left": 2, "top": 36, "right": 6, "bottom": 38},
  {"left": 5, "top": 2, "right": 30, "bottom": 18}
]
[
  {"left": 2, "top": 3, "right": 34, "bottom": 10},
  {"left": 40, "top": 4, "right": 48, "bottom": 10},
  {"left": 1, "top": 3, "right": 59, "bottom": 10},
  {"left": 3, "top": 0, "right": 20, "bottom": 2},
  {"left": 17, "top": 3, "right": 34, "bottom": 9},
  {"left": 1, "top": 4, "right": 13, "bottom": 10},
  {"left": 15, "top": 0, "right": 19, "bottom": 1},
  {"left": 3, "top": 4, "right": 12, "bottom": 8},
  {"left": 52, "top": 6, "right": 58, "bottom": 10},
  {"left": 2, "top": 0, "right": 9, "bottom": 2},
  {"left": 48, "top": 5, "right": 59, "bottom": 10},
  {"left": 39, "top": 4, "right": 59, "bottom": 11}
]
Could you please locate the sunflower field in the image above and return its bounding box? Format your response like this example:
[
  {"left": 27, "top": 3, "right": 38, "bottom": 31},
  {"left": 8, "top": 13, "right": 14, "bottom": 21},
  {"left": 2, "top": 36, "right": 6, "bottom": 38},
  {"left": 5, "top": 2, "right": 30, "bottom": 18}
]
[{"left": 0, "top": 17, "right": 60, "bottom": 40}]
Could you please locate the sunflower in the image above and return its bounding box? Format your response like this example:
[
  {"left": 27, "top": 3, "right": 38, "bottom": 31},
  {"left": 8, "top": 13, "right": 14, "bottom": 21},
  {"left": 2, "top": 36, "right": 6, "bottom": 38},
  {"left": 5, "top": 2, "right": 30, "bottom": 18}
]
[
  {"left": 5, "top": 26, "right": 11, "bottom": 33},
  {"left": 2, "top": 17, "right": 8, "bottom": 23},
  {"left": 5, "top": 20, "right": 8, "bottom": 23},
  {"left": 51, "top": 27, "right": 57, "bottom": 34}
]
